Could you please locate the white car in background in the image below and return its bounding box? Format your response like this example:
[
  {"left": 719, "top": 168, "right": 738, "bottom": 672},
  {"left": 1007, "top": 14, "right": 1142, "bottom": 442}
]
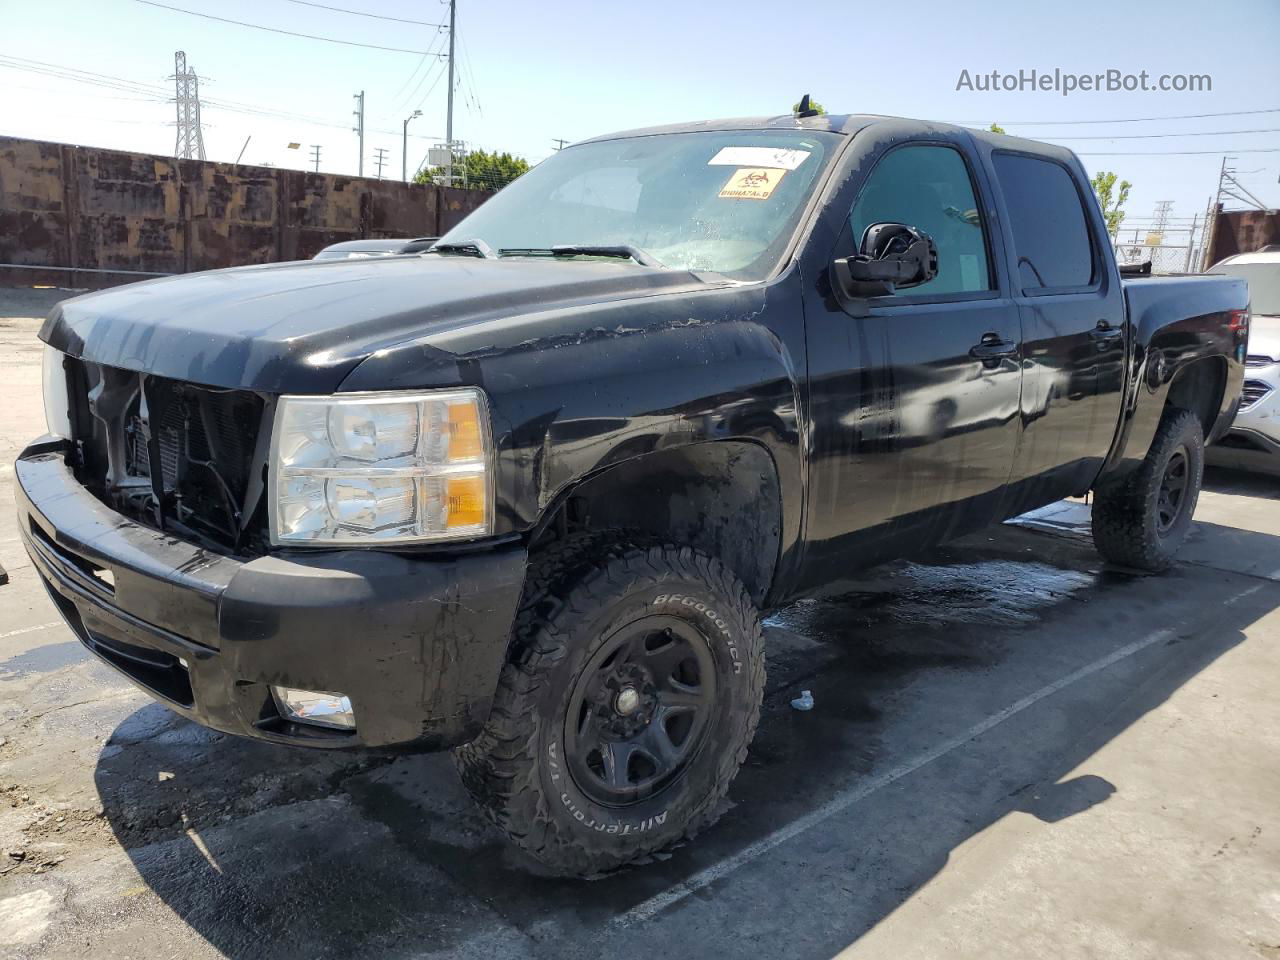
[{"left": 1208, "top": 246, "right": 1280, "bottom": 474}]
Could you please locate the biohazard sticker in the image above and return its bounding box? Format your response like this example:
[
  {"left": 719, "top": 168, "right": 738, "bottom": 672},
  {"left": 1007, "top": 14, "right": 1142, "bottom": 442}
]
[{"left": 719, "top": 167, "right": 785, "bottom": 200}]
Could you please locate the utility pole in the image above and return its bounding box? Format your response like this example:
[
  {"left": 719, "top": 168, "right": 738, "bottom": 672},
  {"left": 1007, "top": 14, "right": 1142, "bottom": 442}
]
[
  {"left": 402, "top": 109, "right": 422, "bottom": 182},
  {"left": 1201, "top": 156, "right": 1272, "bottom": 270},
  {"left": 373, "top": 147, "right": 389, "bottom": 180},
  {"left": 445, "top": 0, "right": 456, "bottom": 187},
  {"left": 353, "top": 91, "right": 365, "bottom": 177},
  {"left": 1198, "top": 195, "right": 1215, "bottom": 272},
  {"left": 170, "top": 51, "right": 207, "bottom": 161},
  {"left": 551, "top": 138, "right": 568, "bottom": 151},
  {"left": 1201, "top": 158, "right": 1229, "bottom": 272},
  {"left": 1184, "top": 212, "right": 1200, "bottom": 272},
  {"left": 309, "top": 145, "right": 322, "bottom": 173}
]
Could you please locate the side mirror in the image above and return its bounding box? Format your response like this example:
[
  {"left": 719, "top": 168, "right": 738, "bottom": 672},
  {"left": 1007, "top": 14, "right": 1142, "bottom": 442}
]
[{"left": 831, "top": 222, "right": 939, "bottom": 315}]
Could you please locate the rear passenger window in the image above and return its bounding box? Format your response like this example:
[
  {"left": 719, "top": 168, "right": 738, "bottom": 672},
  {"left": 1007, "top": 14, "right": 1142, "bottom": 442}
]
[
  {"left": 849, "top": 145, "right": 991, "bottom": 297},
  {"left": 992, "top": 154, "right": 1096, "bottom": 291}
]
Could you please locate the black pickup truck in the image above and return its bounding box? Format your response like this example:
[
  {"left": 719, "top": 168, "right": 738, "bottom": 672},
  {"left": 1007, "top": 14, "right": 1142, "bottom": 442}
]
[{"left": 18, "top": 112, "right": 1249, "bottom": 875}]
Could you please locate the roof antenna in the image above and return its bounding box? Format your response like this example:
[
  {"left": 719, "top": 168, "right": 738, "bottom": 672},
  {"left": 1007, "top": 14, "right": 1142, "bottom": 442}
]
[{"left": 796, "top": 94, "right": 820, "bottom": 118}]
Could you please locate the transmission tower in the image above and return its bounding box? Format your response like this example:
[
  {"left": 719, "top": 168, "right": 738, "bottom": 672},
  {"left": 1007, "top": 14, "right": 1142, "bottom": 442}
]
[
  {"left": 170, "top": 51, "right": 206, "bottom": 161},
  {"left": 1146, "top": 200, "right": 1174, "bottom": 246},
  {"left": 309, "top": 145, "right": 322, "bottom": 173},
  {"left": 1151, "top": 201, "right": 1174, "bottom": 233},
  {"left": 373, "top": 147, "right": 388, "bottom": 180}
]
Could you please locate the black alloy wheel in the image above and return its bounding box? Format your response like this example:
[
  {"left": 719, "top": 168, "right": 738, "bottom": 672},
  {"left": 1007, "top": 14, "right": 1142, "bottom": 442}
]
[
  {"left": 1155, "top": 445, "right": 1191, "bottom": 535},
  {"left": 565, "top": 616, "right": 715, "bottom": 807}
]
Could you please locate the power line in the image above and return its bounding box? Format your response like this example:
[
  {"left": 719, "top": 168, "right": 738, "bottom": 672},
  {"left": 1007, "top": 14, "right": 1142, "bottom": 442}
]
[
  {"left": 279, "top": 0, "right": 444, "bottom": 27},
  {"left": 413, "top": 61, "right": 450, "bottom": 113},
  {"left": 457, "top": 29, "right": 481, "bottom": 116},
  {"left": 1044, "top": 127, "right": 1280, "bottom": 141},
  {"left": 0, "top": 55, "right": 441, "bottom": 139},
  {"left": 954, "top": 107, "right": 1280, "bottom": 126},
  {"left": 1076, "top": 148, "right": 1280, "bottom": 156},
  {"left": 1, "top": 80, "right": 164, "bottom": 104},
  {"left": 133, "top": 0, "right": 436, "bottom": 55},
  {"left": 391, "top": 38, "right": 445, "bottom": 106},
  {"left": 396, "top": 30, "right": 451, "bottom": 112},
  {"left": 0, "top": 55, "right": 170, "bottom": 98}
]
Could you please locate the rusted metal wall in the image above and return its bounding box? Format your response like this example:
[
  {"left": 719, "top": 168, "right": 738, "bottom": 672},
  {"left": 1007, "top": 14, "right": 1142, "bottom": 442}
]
[
  {"left": 0, "top": 135, "right": 490, "bottom": 287},
  {"left": 1206, "top": 208, "right": 1280, "bottom": 267}
]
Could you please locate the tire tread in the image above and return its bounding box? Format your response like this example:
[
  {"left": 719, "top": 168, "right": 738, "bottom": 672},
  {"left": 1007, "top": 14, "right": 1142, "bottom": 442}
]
[{"left": 454, "top": 532, "right": 765, "bottom": 875}]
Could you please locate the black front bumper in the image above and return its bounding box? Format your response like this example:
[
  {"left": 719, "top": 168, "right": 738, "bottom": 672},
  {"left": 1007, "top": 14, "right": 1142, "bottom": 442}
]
[{"left": 16, "top": 441, "right": 528, "bottom": 750}]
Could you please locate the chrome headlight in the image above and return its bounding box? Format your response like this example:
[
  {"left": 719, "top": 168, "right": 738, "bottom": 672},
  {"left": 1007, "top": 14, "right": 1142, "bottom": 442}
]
[{"left": 268, "top": 389, "right": 493, "bottom": 546}]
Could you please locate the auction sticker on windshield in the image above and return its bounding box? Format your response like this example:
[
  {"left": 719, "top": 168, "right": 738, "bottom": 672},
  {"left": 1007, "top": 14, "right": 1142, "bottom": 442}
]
[
  {"left": 719, "top": 167, "right": 785, "bottom": 200},
  {"left": 708, "top": 146, "right": 811, "bottom": 170}
]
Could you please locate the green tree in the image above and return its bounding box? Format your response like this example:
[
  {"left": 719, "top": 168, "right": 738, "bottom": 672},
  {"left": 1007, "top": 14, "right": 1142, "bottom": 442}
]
[
  {"left": 414, "top": 148, "right": 530, "bottom": 191},
  {"left": 792, "top": 98, "right": 827, "bottom": 116},
  {"left": 1090, "top": 170, "right": 1133, "bottom": 236},
  {"left": 988, "top": 122, "right": 1006, "bottom": 134}
]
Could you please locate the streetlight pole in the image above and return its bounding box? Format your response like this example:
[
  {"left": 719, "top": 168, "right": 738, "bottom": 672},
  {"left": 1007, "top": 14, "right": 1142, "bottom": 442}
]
[{"left": 403, "top": 109, "right": 422, "bottom": 182}]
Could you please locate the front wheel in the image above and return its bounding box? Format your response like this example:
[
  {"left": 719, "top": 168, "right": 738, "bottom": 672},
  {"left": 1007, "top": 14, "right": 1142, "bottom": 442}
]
[
  {"left": 1092, "top": 408, "right": 1205, "bottom": 572},
  {"left": 454, "top": 537, "right": 765, "bottom": 876}
]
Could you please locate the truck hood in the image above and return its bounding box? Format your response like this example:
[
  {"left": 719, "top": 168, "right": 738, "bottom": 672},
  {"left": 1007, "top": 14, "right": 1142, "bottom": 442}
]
[{"left": 40, "top": 255, "right": 713, "bottom": 393}]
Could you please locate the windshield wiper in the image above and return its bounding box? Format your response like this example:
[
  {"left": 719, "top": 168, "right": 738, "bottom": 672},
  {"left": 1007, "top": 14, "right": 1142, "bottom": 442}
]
[
  {"left": 498, "top": 244, "right": 664, "bottom": 268},
  {"left": 428, "top": 238, "right": 496, "bottom": 259}
]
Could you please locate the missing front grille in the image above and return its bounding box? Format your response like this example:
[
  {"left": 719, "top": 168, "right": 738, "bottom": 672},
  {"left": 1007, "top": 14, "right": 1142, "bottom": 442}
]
[{"left": 69, "top": 361, "right": 272, "bottom": 555}]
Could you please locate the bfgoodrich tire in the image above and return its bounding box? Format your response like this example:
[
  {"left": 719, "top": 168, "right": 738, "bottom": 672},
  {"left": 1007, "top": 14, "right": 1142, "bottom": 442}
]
[
  {"left": 1092, "top": 408, "right": 1205, "bottom": 572},
  {"left": 454, "top": 536, "right": 765, "bottom": 876}
]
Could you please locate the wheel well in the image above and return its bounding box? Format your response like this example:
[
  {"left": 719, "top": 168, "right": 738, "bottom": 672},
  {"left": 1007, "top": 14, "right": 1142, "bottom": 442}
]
[
  {"left": 1164, "top": 356, "right": 1226, "bottom": 438},
  {"left": 530, "top": 441, "right": 782, "bottom": 606}
]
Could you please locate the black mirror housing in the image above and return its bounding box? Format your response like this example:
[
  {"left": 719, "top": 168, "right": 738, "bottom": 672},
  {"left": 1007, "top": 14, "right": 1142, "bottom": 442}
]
[{"left": 830, "top": 222, "right": 939, "bottom": 314}]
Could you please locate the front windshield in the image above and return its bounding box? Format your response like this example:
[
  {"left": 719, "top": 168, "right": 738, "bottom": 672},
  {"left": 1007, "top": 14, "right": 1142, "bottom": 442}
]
[
  {"left": 1209, "top": 262, "right": 1280, "bottom": 316},
  {"left": 436, "top": 130, "right": 841, "bottom": 281}
]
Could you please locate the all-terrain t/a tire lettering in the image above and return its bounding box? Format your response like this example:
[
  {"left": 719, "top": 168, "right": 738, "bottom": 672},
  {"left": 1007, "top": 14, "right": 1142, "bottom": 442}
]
[{"left": 454, "top": 536, "right": 765, "bottom": 876}]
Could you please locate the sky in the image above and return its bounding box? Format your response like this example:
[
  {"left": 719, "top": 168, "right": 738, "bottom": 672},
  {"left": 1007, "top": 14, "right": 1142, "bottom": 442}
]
[{"left": 1, "top": 0, "right": 1278, "bottom": 243}]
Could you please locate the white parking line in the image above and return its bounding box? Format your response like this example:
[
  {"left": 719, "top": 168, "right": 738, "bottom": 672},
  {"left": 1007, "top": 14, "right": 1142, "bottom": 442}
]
[
  {"left": 613, "top": 582, "right": 1265, "bottom": 927},
  {"left": 0, "top": 622, "right": 62, "bottom": 641}
]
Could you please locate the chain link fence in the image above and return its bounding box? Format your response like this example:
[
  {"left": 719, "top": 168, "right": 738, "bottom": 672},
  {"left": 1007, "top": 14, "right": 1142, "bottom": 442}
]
[{"left": 1112, "top": 223, "right": 1207, "bottom": 275}]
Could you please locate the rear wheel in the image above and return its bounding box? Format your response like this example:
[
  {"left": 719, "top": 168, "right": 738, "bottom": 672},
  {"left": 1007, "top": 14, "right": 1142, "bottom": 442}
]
[
  {"left": 1091, "top": 408, "right": 1204, "bottom": 572},
  {"left": 454, "top": 536, "right": 764, "bottom": 875}
]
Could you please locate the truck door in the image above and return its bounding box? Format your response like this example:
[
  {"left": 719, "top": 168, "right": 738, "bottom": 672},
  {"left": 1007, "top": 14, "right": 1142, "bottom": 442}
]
[
  {"left": 984, "top": 151, "right": 1127, "bottom": 514},
  {"left": 799, "top": 137, "right": 1023, "bottom": 582}
]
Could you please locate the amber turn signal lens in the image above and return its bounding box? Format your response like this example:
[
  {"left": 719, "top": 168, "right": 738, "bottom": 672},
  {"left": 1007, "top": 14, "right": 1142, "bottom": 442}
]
[
  {"left": 446, "top": 473, "right": 486, "bottom": 529},
  {"left": 448, "top": 401, "right": 484, "bottom": 462}
]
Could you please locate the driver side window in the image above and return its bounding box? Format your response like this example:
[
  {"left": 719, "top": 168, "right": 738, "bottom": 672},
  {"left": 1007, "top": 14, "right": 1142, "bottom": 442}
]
[{"left": 850, "top": 144, "right": 992, "bottom": 297}]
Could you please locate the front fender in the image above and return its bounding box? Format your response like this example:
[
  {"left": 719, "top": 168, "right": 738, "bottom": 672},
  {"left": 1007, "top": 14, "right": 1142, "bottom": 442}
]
[{"left": 339, "top": 271, "right": 809, "bottom": 567}]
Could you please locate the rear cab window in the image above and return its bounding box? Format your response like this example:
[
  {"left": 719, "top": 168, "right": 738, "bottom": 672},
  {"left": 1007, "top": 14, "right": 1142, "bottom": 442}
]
[{"left": 991, "top": 153, "right": 1097, "bottom": 294}]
